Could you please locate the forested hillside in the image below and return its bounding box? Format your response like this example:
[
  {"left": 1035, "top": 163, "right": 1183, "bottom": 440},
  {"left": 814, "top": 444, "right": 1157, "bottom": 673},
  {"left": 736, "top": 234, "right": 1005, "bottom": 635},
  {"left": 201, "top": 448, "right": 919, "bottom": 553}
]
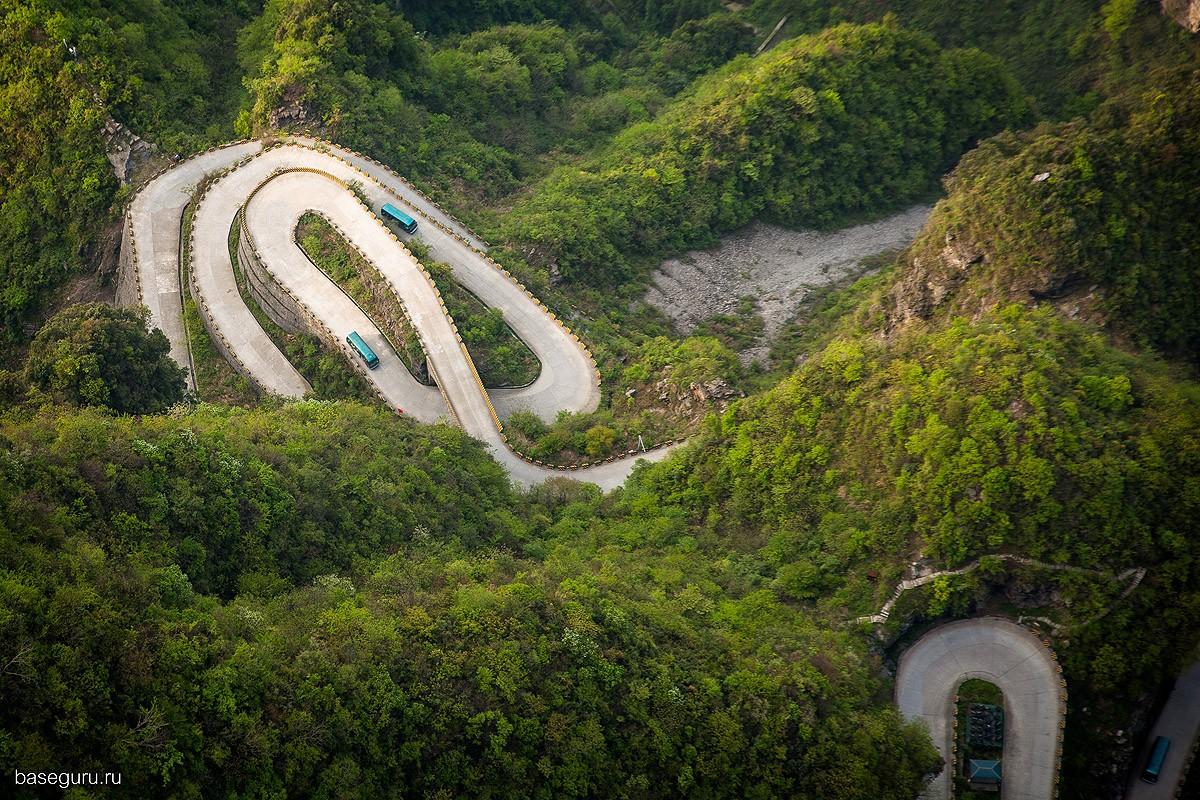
[
  {"left": 498, "top": 22, "right": 1026, "bottom": 287},
  {"left": 885, "top": 67, "right": 1200, "bottom": 360},
  {"left": 0, "top": 404, "right": 939, "bottom": 798},
  {"left": 1, "top": 0, "right": 1199, "bottom": 798}
]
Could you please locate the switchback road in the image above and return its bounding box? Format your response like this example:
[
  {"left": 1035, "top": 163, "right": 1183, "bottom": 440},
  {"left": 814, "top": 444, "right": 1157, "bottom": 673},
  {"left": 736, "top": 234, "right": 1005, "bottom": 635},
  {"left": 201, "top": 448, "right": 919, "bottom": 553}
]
[
  {"left": 895, "top": 617, "right": 1065, "bottom": 800},
  {"left": 124, "top": 138, "right": 677, "bottom": 489}
]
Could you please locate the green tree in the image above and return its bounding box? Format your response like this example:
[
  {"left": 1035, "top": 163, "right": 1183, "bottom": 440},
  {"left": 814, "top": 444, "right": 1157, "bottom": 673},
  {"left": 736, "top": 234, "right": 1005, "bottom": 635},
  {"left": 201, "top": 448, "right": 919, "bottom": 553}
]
[{"left": 25, "top": 304, "right": 185, "bottom": 413}]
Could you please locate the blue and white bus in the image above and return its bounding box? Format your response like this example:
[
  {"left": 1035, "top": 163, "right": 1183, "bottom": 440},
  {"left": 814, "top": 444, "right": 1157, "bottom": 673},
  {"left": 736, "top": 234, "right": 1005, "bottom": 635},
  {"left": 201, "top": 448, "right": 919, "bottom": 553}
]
[
  {"left": 346, "top": 331, "right": 380, "bottom": 369},
  {"left": 381, "top": 202, "right": 418, "bottom": 234}
]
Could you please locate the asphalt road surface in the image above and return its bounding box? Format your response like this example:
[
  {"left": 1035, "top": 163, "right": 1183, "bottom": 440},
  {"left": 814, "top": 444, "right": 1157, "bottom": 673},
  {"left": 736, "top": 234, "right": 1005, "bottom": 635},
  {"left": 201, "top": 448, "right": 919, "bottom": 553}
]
[
  {"left": 895, "top": 617, "right": 1064, "bottom": 800},
  {"left": 1125, "top": 660, "right": 1200, "bottom": 799}
]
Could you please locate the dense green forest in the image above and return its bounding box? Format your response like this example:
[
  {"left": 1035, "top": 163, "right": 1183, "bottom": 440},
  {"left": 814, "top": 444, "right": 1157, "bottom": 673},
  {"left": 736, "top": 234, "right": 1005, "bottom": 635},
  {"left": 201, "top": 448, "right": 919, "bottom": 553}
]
[
  {"left": 1, "top": 0, "right": 1199, "bottom": 797},
  {"left": 884, "top": 67, "right": 1200, "bottom": 360},
  {"left": 498, "top": 22, "right": 1027, "bottom": 287},
  {"left": 0, "top": 403, "right": 940, "bottom": 798}
]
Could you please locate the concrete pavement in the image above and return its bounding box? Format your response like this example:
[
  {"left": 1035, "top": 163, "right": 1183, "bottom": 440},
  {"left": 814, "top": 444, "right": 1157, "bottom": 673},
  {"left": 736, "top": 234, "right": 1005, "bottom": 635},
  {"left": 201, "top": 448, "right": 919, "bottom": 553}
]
[
  {"left": 895, "top": 617, "right": 1065, "bottom": 800},
  {"left": 287, "top": 137, "right": 600, "bottom": 422},
  {"left": 126, "top": 142, "right": 261, "bottom": 388},
  {"left": 129, "top": 139, "right": 673, "bottom": 490}
]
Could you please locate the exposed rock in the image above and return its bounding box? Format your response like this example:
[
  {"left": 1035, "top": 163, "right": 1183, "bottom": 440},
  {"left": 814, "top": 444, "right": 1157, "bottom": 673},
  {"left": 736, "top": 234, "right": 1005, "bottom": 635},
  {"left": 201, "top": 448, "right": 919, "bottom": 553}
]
[
  {"left": 88, "top": 218, "right": 124, "bottom": 284},
  {"left": 647, "top": 376, "right": 743, "bottom": 422},
  {"left": 1003, "top": 579, "right": 1058, "bottom": 609},
  {"left": 644, "top": 207, "right": 931, "bottom": 353},
  {"left": 103, "top": 117, "right": 156, "bottom": 184},
  {"left": 690, "top": 379, "right": 738, "bottom": 403},
  {"left": 884, "top": 231, "right": 985, "bottom": 329},
  {"left": 884, "top": 224, "right": 1107, "bottom": 335},
  {"left": 268, "top": 83, "right": 313, "bottom": 129},
  {"left": 1162, "top": 0, "right": 1200, "bottom": 32}
]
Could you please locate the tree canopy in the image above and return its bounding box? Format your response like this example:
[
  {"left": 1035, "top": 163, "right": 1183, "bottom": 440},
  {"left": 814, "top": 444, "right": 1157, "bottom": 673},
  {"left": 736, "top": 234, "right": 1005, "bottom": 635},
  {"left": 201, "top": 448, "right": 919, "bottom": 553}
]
[
  {"left": 24, "top": 303, "right": 185, "bottom": 413},
  {"left": 498, "top": 22, "right": 1028, "bottom": 286}
]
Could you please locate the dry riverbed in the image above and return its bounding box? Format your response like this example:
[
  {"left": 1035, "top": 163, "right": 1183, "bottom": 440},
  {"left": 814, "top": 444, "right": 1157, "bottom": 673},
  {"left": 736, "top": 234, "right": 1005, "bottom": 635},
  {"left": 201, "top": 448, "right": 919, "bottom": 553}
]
[{"left": 644, "top": 205, "right": 932, "bottom": 359}]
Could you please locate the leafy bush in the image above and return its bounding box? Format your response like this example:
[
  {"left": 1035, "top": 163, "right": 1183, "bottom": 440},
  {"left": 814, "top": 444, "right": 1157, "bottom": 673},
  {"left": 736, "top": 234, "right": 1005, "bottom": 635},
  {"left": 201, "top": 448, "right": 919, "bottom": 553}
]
[{"left": 24, "top": 304, "right": 185, "bottom": 413}]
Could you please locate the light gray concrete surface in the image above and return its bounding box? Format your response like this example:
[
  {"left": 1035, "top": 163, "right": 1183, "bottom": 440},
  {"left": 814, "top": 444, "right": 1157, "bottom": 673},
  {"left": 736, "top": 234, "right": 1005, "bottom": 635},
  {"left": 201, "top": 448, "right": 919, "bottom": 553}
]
[
  {"left": 189, "top": 150, "right": 313, "bottom": 398},
  {"left": 240, "top": 166, "right": 674, "bottom": 489},
  {"left": 895, "top": 617, "right": 1064, "bottom": 800},
  {"left": 126, "top": 142, "right": 262, "bottom": 388},
  {"left": 138, "top": 140, "right": 670, "bottom": 490},
  {"left": 245, "top": 173, "right": 448, "bottom": 421},
  {"left": 287, "top": 137, "right": 599, "bottom": 422},
  {"left": 1125, "top": 659, "right": 1200, "bottom": 799}
]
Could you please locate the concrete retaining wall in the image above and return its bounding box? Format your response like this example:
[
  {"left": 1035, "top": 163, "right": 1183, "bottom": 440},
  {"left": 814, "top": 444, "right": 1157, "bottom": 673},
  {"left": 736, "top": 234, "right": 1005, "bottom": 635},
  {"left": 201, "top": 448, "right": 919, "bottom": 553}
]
[
  {"left": 237, "top": 228, "right": 309, "bottom": 335},
  {"left": 114, "top": 214, "right": 140, "bottom": 308}
]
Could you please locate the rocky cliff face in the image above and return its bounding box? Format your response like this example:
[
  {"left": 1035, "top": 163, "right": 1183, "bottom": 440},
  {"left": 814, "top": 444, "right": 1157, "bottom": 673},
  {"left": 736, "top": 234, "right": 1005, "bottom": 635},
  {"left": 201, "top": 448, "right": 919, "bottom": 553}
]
[
  {"left": 878, "top": 71, "right": 1200, "bottom": 360},
  {"left": 103, "top": 117, "right": 157, "bottom": 184},
  {"left": 1162, "top": 0, "right": 1200, "bottom": 33},
  {"left": 882, "top": 216, "right": 1104, "bottom": 335}
]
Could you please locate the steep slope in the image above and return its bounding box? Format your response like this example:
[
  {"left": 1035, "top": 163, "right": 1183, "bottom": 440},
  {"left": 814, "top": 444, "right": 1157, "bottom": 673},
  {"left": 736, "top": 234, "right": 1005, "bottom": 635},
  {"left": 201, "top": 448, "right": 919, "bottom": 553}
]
[{"left": 884, "top": 68, "right": 1200, "bottom": 361}]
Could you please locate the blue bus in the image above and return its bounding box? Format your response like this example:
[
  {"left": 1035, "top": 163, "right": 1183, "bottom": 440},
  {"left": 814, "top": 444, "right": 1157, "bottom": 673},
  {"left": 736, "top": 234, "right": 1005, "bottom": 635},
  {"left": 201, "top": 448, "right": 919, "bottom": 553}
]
[
  {"left": 1141, "top": 736, "right": 1170, "bottom": 784},
  {"left": 381, "top": 202, "right": 418, "bottom": 234},
  {"left": 346, "top": 331, "right": 380, "bottom": 369}
]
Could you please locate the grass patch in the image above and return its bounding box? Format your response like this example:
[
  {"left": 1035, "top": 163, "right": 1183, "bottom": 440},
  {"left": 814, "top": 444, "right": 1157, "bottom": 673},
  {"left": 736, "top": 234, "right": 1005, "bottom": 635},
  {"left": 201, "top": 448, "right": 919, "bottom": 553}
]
[
  {"left": 181, "top": 202, "right": 258, "bottom": 405},
  {"left": 693, "top": 296, "right": 765, "bottom": 351},
  {"left": 405, "top": 238, "right": 540, "bottom": 388}
]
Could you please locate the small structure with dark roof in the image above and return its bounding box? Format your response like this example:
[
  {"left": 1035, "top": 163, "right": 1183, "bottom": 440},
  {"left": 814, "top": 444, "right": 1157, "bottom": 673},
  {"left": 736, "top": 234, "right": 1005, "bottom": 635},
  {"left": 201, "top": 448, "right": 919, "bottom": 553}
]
[{"left": 968, "top": 759, "right": 1002, "bottom": 791}]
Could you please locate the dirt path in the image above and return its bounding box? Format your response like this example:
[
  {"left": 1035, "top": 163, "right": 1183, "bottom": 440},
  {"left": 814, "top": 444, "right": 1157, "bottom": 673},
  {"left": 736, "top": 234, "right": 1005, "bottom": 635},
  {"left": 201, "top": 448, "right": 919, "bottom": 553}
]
[{"left": 644, "top": 206, "right": 932, "bottom": 348}]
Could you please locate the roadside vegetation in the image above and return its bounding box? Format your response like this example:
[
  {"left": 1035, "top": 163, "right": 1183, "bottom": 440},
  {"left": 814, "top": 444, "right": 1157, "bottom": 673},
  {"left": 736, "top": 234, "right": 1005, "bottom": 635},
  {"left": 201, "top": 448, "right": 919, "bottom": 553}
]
[
  {"left": 228, "top": 218, "right": 377, "bottom": 403},
  {"left": 0, "top": 1, "right": 1198, "bottom": 797},
  {"left": 400, "top": 238, "right": 541, "bottom": 389}
]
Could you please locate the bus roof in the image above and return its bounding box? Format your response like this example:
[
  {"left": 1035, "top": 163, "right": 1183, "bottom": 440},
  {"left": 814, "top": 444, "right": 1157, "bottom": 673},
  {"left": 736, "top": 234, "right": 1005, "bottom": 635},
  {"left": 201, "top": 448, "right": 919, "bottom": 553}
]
[
  {"left": 381, "top": 203, "right": 415, "bottom": 225},
  {"left": 347, "top": 330, "right": 377, "bottom": 358}
]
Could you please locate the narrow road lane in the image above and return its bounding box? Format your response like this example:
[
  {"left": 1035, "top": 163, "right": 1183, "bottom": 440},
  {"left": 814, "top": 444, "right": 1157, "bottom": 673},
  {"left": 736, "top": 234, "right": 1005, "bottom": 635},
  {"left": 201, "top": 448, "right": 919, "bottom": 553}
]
[
  {"left": 1126, "top": 660, "right": 1200, "bottom": 799},
  {"left": 127, "top": 142, "right": 261, "bottom": 388}
]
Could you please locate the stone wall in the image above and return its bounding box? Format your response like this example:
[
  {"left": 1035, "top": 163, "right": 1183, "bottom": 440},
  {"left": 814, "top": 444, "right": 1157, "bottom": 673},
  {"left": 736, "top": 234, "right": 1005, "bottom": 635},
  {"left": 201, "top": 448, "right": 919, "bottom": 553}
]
[
  {"left": 114, "top": 214, "right": 141, "bottom": 309},
  {"left": 237, "top": 224, "right": 310, "bottom": 335}
]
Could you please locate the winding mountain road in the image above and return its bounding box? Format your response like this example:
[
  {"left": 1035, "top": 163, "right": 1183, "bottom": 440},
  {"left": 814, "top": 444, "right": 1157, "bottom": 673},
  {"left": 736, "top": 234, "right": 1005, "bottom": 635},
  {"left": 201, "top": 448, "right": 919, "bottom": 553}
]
[
  {"left": 124, "top": 138, "right": 676, "bottom": 488},
  {"left": 895, "top": 617, "right": 1065, "bottom": 800}
]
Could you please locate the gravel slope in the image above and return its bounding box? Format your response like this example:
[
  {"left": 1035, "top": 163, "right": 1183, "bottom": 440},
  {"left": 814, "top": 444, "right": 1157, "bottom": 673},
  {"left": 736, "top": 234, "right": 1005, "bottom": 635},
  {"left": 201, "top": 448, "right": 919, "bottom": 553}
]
[{"left": 644, "top": 206, "right": 932, "bottom": 347}]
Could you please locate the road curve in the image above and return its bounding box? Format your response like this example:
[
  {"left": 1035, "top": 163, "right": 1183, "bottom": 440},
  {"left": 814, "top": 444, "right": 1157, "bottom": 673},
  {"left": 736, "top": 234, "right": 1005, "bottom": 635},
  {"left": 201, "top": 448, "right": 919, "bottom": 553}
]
[
  {"left": 127, "top": 141, "right": 262, "bottom": 388},
  {"left": 126, "top": 138, "right": 677, "bottom": 489},
  {"left": 895, "top": 617, "right": 1065, "bottom": 800}
]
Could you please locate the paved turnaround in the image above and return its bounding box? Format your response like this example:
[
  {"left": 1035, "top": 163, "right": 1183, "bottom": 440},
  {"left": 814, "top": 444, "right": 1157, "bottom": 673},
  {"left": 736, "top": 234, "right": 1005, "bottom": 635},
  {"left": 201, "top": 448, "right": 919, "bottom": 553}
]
[
  {"left": 895, "top": 617, "right": 1065, "bottom": 800},
  {"left": 1125, "top": 659, "right": 1200, "bottom": 799},
  {"left": 125, "top": 138, "right": 677, "bottom": 489}
]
